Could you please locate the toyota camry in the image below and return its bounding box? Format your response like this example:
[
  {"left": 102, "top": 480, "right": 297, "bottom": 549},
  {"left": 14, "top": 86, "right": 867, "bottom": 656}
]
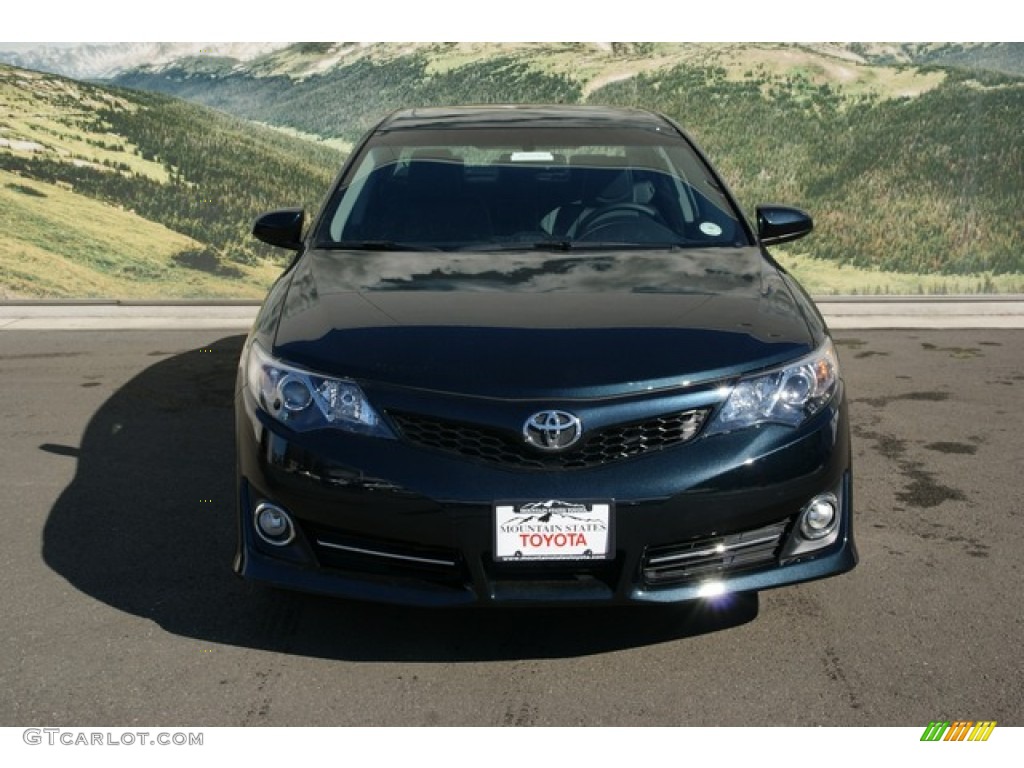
[{"left": 234, "top": 104, "right": 857, "bottom": 607}]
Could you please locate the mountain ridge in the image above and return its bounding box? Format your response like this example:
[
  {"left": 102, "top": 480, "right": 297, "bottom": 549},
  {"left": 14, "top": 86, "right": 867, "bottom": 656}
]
[
  {"left": 4, "top": 42, "right": 1024, "bottom": 82},
  {"left": 0, "top": 42, "right": 290, "bottom": 79}
]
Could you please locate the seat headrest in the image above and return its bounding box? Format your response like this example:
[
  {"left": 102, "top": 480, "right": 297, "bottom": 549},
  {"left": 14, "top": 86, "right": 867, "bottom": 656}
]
[{"left": 407, "top": 150, "right": 464, "bottom": 192}]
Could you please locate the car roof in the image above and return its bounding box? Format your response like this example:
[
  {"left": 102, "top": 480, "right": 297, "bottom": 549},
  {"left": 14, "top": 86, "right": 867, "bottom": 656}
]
[{"left": 375, "top": 104, "right": 675, "bottom": 133}]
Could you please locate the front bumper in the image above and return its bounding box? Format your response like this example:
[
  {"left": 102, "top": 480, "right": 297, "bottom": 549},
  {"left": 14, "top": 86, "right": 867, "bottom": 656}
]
[{"left": 234, "top": 386, "right": 857, "bottom": 607}]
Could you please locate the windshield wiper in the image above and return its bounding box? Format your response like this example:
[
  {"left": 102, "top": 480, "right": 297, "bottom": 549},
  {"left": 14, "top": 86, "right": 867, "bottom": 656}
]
[
  {"left": 317, "top": 240, "right": 442, "bottom": 252},
  {"left": 532, "top": 240, "right": 573, "bottom": 251},
  {"left": 457, "top": 240, "right": 692, "bottom": 253},
  {"left": 535, "top": 240, "right": 690, "bottom": 251}
]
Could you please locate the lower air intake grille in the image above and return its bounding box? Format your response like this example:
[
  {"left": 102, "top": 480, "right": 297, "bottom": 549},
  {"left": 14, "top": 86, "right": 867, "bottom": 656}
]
[
  {"left": 307, "top": 527, "right": 467, "bottom": 585},
  {"left": 641, "top": 519, "right": 791, "bottom": 586}
]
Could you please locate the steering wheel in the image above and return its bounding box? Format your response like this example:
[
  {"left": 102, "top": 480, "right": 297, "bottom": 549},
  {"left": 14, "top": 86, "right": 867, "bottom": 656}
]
[{"left": 576, "top": 203, "right": 661, "bottom": 235}]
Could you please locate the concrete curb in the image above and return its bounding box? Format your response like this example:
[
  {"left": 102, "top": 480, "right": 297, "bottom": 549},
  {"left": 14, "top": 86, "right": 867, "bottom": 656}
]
[{"left": 2, "top": 298, "right": 1024, "bottom": 331}]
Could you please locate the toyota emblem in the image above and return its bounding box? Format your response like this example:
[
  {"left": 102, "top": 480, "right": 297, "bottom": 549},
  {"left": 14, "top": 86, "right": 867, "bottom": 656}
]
[{"left": 523, "top": 410, "right": 583, "bottom": 451}]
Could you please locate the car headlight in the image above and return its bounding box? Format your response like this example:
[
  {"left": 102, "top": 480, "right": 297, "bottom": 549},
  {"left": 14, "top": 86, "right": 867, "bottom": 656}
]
[
  {"left": 244, "top": 340, "right": 394, "bottom": 437},
  {"left": 705, "top": 339, "right": 839, "bottom": 435}
]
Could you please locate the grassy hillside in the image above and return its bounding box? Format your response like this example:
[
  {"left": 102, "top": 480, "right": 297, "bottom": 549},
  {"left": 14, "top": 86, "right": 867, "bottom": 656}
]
[
  {"left": 0, "top": 169, "right": 280, "bottom": 297},
  {"left": 771, "top": 250, "right": 1024, "bottom": 296},
  {"left": 1, "top": 64, "right": 342, "bottom": 297}
]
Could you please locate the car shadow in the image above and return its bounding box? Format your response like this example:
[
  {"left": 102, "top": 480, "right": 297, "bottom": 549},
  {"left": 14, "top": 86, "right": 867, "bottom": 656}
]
[{"left": 42, "top": 335, "right": 758, "bottom": 662}]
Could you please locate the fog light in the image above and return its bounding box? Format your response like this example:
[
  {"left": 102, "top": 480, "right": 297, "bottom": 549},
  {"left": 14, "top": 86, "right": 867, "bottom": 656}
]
[
  {"left": 254, "top": 502, "right": 296, "bottom": 546},
  {"left": 799, "top": 493, "right": 838, "bottom": 540},
  {"left": 697, "top": 581, "right": 727, "bottom": 599}
]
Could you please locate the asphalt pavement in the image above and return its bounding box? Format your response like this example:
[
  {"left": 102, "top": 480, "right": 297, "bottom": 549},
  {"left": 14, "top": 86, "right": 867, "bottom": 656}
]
[{"left": 0, "top": 325, "right": 1021, "bottom": 726}]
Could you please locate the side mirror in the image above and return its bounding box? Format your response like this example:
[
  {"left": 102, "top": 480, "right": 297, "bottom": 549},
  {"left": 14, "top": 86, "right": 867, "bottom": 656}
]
[
  {"left": 756, "top": 205, "right": 813, "bottom": 246},
  {"left": 253, "top": 208, "right": 305, "bottom": 251}
]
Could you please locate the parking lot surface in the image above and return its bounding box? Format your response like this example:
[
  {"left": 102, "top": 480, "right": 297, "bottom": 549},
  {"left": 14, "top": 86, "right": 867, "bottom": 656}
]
[{"left": 0, "top": 329, "right": 1021, "bottom": 725}]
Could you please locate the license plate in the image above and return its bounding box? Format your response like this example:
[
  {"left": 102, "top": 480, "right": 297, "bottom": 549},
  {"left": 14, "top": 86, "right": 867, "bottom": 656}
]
[{"left": 494, "top": 500, "right": 613, "bottom": 561}]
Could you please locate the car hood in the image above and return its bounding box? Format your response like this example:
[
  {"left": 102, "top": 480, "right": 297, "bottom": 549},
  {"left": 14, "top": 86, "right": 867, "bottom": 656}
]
[{"left": 271, "top": 248, "right": 818, "bottom": 398}]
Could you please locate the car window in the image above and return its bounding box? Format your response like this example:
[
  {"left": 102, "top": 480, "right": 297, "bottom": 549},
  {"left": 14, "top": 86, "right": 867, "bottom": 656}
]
[{"left": 318, "top": 128, "right": 749, "bottom": 250}]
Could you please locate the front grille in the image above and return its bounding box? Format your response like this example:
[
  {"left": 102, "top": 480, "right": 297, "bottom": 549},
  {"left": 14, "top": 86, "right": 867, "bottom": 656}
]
[
  {"left": 641, "top": 519, "right": 791, "bottom": 586},
  {"left": 389, "top": 408, "right": 709, "bottom": 470}
]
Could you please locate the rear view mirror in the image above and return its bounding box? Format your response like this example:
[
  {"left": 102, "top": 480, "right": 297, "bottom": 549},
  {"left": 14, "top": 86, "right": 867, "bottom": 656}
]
[
  {"left": 253, "top": 208, "right": 305, "bottom": 251},
  {"left": 756, "top": 205, "right": 813, "bottom": 246}
]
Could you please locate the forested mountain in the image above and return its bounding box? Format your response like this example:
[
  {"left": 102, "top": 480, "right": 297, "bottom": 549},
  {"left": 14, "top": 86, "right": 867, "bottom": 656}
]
[
  {"left": 113, "top": 46, "right": 585, "bottom": 143},
  {"left": 107, "top": 42, "right": 1024, "bottom": 277},
  {"left": 597, "top": 65, "right": 1023, "bottom": 274},
  {"left": 2, "top": 43, "right": 1022, "bottom": 296}
]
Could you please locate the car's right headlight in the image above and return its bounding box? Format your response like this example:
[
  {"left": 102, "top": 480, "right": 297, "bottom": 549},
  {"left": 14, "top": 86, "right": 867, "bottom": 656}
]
[
  {"left": 705, "top": 338, "right": 839, "bottom": 436},
  {"left": 244, "top": 340, "right": 394, "bottom": 437}
]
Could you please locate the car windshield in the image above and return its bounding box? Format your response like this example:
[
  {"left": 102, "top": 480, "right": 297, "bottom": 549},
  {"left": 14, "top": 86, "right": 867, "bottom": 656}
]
[{"left": 316, "top": 126, "right": 750, "bottom": 251}]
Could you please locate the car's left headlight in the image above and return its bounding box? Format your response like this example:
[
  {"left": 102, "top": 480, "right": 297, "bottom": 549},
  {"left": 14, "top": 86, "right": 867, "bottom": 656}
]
[
  {"left": 244, "top": 340, "right": 394, "bottom": 437},
  {"left": 705, "top": 339, "right": 839, "bottom": 435}
]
